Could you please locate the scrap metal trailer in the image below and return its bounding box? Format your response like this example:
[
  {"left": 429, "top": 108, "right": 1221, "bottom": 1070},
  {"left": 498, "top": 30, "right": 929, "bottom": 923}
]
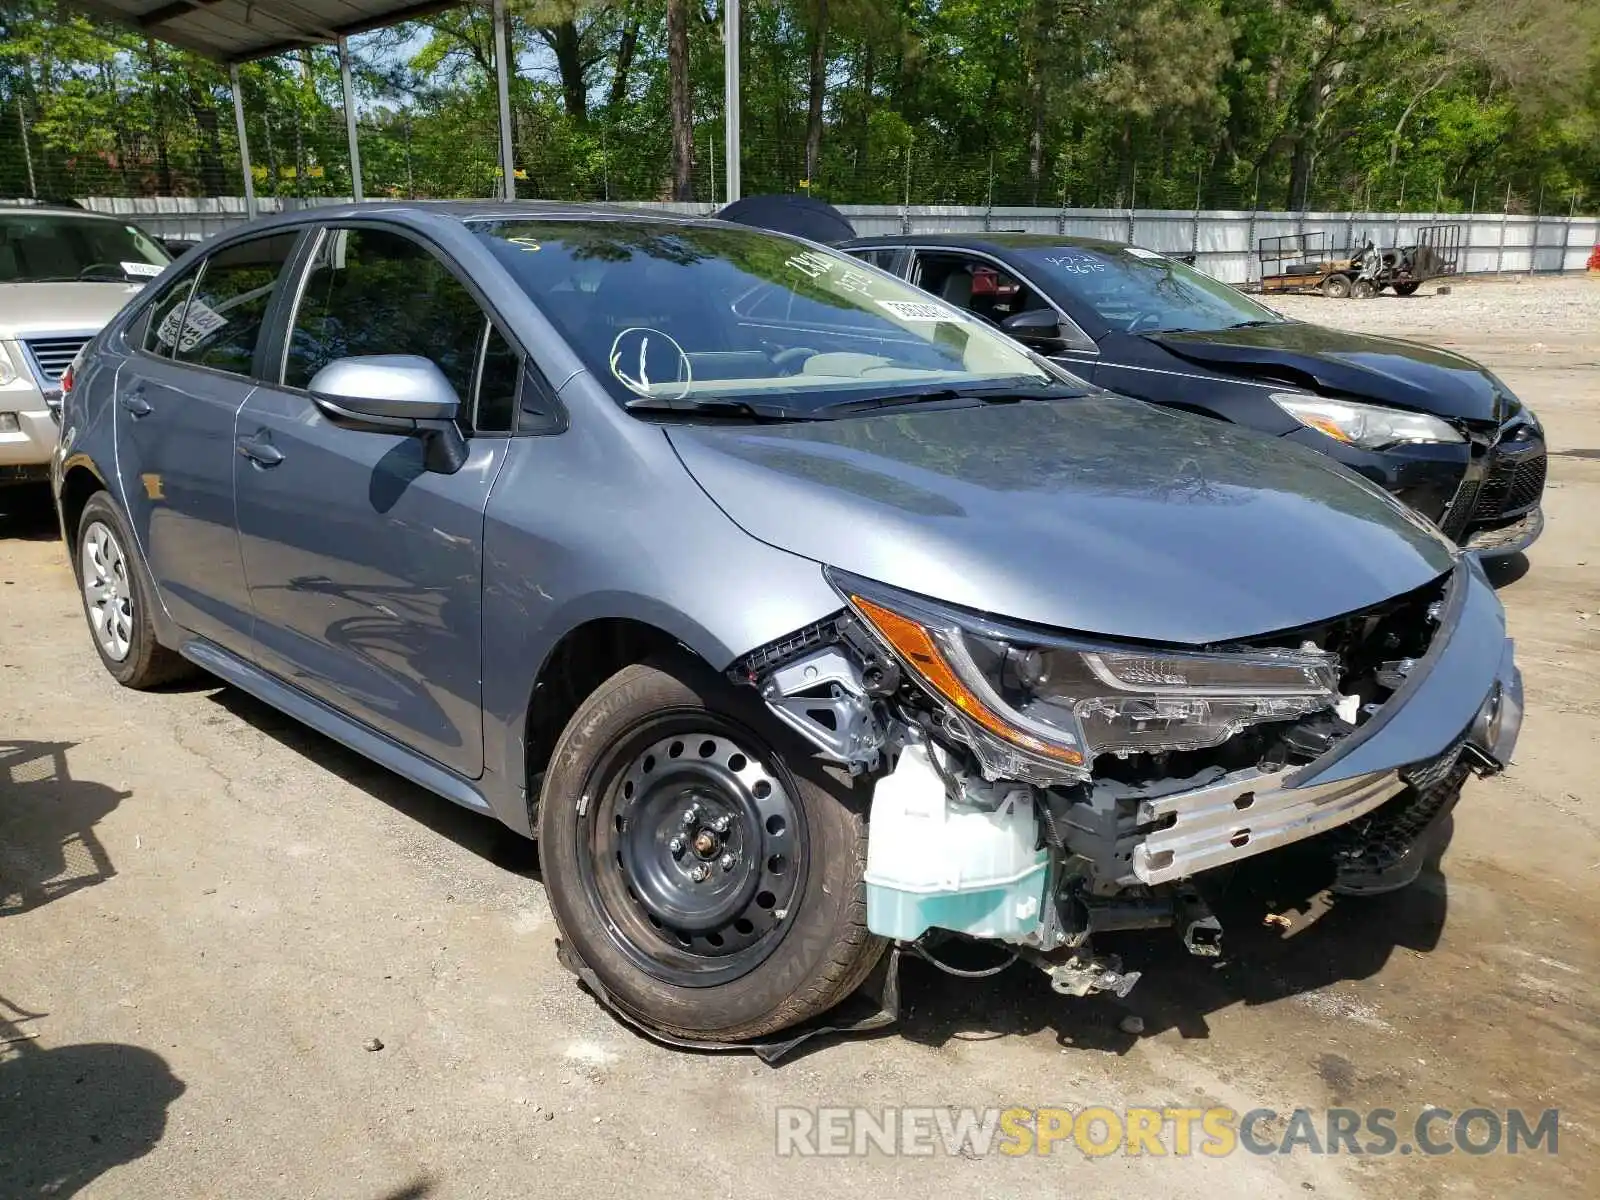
[{"left": 1257, "top": 224, "right": 1463, "bottom": 298}]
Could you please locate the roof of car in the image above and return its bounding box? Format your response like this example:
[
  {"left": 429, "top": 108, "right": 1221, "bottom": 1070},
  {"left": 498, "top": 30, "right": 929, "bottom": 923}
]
[
  {"left": 0, "top": 202, "right": 124, "bottom": 221},
  {"left": 845, "top": 232, "right": 1130, "bottom": 253},
  {"left": 225, "top": 199, "right": 748, "bottom": 235}
]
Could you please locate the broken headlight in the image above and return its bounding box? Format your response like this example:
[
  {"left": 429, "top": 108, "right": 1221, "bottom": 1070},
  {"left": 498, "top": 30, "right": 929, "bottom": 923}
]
[
  {"left": 836, "top": 574, "right": 1340, "bottom": 775},
  {"left": 1270, "top": 393, "right": 1464, "bottom": 450}
]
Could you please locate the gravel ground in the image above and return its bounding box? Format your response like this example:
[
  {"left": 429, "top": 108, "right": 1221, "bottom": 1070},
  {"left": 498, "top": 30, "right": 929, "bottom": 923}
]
[
  {"left": 2, "top": 274, "right": 1597, "bottom": 1199},
  {"left": 1268, "top": 273, "right": 1600, "bottom": 348}
]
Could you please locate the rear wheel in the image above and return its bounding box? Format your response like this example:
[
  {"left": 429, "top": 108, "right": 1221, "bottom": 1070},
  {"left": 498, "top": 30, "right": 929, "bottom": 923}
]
[
  {"left": 74, "top": 492, "right": 192, "bottom": 689},
  {"left": 538, "top": 656, "right": 884, "bottom": 1041},
  {"left": 1350, "top": 278, "right": 1378, "bottom": 299},
  {"left": 1322, "top": 274, "right": 1352, "bottom": 299},
  {"left": 1392, "top": 280, "right": 1422, "bottom": 297}
]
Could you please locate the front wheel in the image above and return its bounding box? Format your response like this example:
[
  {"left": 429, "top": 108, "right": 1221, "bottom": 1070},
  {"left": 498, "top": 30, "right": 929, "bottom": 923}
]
[
  {"left": 538, "top": 657, "right": 885, "bottom": 1041},
  {"left": 1392, "top": 280, "right": 1422, "bottom": 297}
]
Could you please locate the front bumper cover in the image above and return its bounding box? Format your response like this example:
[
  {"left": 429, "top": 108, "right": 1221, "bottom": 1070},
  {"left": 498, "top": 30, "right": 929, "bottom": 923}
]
[
  {"left": 1463, "top": 506, "right": 1543, "bottom": 558},
  {"left": 1129, "top": 560, "right": 1519, "bottom": 885}
]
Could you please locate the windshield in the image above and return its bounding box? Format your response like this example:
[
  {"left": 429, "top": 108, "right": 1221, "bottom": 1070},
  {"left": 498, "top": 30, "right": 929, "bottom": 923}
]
[
  {"left": 0, "top": 212, "right": 169, "bottom": 283},
  {"left": 473, "top": 219, "right": 1056, "bottom": 411},
  {"left": 1016, "top": 245, "right": 1285, "bottom": 335}
]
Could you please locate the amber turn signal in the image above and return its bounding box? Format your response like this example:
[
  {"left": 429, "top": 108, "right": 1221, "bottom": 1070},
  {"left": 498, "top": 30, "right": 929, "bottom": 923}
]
[{"left": 850, "top": 595, "right": 1085, "bottom": 767}]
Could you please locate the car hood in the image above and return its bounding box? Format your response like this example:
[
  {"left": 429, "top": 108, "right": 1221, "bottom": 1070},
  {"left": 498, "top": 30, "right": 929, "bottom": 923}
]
[
  {"left": 1152, "top": 322, "right": 1504, "bottom": 423},
  {"left": 0, "top": 281, "right": 149, "bottom": 338},
  {"left": 666, "top": 395, "right": 1456, "bottom": 645}
]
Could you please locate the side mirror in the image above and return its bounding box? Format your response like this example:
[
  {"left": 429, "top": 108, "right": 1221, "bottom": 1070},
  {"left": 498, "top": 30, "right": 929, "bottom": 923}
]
[
  {"left": 308, "top": 354, "right": 467, "bottom": 474},
  {"left": 160, "top": 237, "right": 201, "bottom": 258},
  {"left": 1000, "top": 307, "right": 1066, "bottom": 346}
]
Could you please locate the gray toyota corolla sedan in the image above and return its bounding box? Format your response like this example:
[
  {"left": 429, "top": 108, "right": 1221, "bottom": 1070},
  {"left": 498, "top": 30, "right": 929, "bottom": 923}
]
[{"left": 52, "top": 202, "right": 1521, "bottom": 1042}]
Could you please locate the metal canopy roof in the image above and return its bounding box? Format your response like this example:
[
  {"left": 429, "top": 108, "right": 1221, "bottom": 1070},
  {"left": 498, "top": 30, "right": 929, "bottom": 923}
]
[{"left": 69, "top": 0, "right": 460, "bottom": 63}]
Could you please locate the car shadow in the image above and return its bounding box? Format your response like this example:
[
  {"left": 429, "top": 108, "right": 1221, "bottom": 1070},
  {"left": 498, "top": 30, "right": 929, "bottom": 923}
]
[
  {"left": 0, "top": 742, "right": 129, "bottom": 917},
  {"left": 895, "top": 832, "right": 1449, "bottom": 1055},
  {"left": 0, "top": 997, "right": 184, "bottom": 1197},
  {"left": 0, "top": 482, "right": 60, "bottom": 541},
  {"left": 202, "top": 686, "right": 541, "bottom": 879}
]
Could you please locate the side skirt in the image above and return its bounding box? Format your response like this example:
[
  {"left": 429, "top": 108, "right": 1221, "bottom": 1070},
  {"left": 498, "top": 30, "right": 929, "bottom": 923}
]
[{"left": 180, "top": 637, "right": 494, "bottom": 817}]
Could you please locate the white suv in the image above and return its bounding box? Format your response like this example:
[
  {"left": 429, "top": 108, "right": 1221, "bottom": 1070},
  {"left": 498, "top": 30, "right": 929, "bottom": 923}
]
[{"left": 1, "top": 204, "right": 170, "bottom": 485}]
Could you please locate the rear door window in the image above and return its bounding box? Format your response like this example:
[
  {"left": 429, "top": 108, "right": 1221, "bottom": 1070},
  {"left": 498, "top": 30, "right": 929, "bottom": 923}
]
[
  {"left": 849, "top": 247, "right": 906, "bottom": 274},
  {"left": 171, "top": 232, "right": 300, "bottom": 376}
]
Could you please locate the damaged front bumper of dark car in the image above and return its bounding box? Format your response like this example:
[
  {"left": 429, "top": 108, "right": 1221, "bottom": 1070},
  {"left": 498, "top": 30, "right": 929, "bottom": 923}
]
[{"left": 735, "top": 555, "right": 1520, "bottom": 1000}]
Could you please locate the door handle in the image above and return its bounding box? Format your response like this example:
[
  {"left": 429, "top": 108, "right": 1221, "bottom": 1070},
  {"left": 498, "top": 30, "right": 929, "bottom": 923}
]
[
  {"left": 237, "top": 433, "right": 284, "bottom": 468},
  {"left": 119, "top": 391, "right": 152, "bottom": 418}
]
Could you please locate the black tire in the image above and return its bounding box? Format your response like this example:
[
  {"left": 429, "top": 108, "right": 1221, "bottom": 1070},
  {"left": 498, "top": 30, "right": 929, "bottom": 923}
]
[
  {"left": 1392, "top": 280, "right": 1422, "bottom": 297},
  {"left": 1321, "top": 273, "right": 1352, "bottom": 299},
  {"left": 73, "top": 491, "right": 193, "bottom": 689},
  {"left": 538, "top": 655, "right": 885, "bottom": 1041},
  {"left": 1350, "top": 278, "right": 1378, "bottom": 299}
]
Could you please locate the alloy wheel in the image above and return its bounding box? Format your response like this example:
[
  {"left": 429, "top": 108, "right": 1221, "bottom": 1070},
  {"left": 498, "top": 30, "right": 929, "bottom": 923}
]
[{"left": 80, "top": 520, "right": 134, "bottom": 662}]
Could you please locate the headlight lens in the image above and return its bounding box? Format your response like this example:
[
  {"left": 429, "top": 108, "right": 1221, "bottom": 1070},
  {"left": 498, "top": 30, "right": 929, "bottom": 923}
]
[
  {"left": 0, "top": 344, "right": 18, "bottom": 387},
  {"left": 840, "top": 578, "right": 1340, "bottom": 776},
  {"left": 1271, "top": 392, "right": 1463, "bottom": 450}
]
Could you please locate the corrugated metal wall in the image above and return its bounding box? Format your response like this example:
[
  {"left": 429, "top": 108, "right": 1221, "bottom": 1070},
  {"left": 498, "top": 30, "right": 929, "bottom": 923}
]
[{"left": 80, "top": 196, "right": 1600, "bottom": 283}]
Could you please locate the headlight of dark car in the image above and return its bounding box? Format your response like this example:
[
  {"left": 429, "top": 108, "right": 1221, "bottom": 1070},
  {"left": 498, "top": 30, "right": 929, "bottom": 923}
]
[
  {"left": 834, "top": 573, "right": 1340, "bottom": 776},
  {"left": 1270, "top": 392, "right": 1463, "bottom": 450}
]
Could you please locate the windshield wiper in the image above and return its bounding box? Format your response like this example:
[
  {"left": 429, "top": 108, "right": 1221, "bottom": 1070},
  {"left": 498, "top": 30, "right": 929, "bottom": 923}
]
[
  {"left": 25, "top": 273, "right": 131, "bottom": 284},
  {"left": 1228, "top": 319, "right": 1287, "bottom": 329},
  {"left": 624, "top": 395, "right": 811, "bottom": 421},
  {"left": 812, "top": 381, "right": 1086, "bottom": 418}
]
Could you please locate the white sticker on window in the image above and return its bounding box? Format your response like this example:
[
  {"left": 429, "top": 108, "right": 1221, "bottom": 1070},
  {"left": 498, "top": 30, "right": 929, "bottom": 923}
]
[
  {"left": 1124, "top": 247, "right": 1164, "bottom": 260},
  {"left": 121, "top": 260, "right": 164, "bottom": 278},
  {"left": 877, "top": 299, "right": 961, "bottom": 322},
  {"left": 157, "top": 297, "right": 227, "bottom": 353}
]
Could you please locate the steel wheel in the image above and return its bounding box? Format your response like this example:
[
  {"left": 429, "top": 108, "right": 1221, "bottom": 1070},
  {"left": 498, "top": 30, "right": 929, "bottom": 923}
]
[
  {"left": 80, "top": 520, "right": 134, "bottom": 662},
  {"left": 579, "top": 723, "right": 806, "bottom": 989}
]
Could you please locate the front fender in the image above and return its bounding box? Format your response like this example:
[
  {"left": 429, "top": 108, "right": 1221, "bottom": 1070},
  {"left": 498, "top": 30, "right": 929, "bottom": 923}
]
[{"left": 477, "top": 425, "right": 845, "bottom": 836}]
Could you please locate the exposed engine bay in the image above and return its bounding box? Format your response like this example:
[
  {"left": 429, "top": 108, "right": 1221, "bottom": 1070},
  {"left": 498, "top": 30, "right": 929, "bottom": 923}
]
[{"left": 731, "top": 563, "right": 1519, "bottom": 1000}]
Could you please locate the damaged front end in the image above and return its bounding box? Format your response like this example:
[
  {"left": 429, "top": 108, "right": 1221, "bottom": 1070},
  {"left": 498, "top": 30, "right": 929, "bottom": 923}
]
[{"left": 731, "top": 559, "right": 1521, "bottom": 1000}]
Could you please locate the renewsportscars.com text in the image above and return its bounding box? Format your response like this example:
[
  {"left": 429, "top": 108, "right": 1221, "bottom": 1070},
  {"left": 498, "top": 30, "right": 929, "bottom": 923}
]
[{"left": 774, "top": 1106, "right": 1559, "bottom": 1158}]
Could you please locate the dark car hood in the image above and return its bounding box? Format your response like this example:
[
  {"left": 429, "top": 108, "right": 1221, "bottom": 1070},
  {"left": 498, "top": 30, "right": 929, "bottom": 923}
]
[
  {"left": 1153, "top": 323, "right": 1504, "bottom": 423},
  {"left": 667, "top": 396, "right": 1455, "bottom": 645}
]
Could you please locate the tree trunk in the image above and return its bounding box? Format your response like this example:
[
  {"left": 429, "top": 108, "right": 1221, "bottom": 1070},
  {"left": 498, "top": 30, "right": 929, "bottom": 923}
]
[
  {"left": 145, "top": 41, "right": 174, "bottom": 195},
  {"left": 804, "top": 0, "right": 829, "bottom": 183},
  {"left": 853, "top": 42, "right": 875, "bottom": 187},
  {"left": 1388, "top": 68, "right": 1451, "bottom": 167},
  {"left": 544, "top": 21, "right": 588, "bottom": 121},
  {"left": 186, "top": 82, "right": 226, "bottom": 195},
  {"left": 1024, "top": 3, "right": 1048, "bottom": 205},
  {"left": 667, "top": 0, "right": 693, "bottom": 200},
  {"left": 1284, "top": 69, "right": 1321, "bottom": 209},
  {"left": 608, "top": 8, "right": 640, "bottom": 109}
]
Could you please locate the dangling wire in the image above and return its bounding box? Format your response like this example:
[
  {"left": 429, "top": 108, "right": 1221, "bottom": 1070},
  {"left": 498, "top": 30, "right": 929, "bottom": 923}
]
[{"left": 910, "top": 940, "right": 1019, "bottom": 979}]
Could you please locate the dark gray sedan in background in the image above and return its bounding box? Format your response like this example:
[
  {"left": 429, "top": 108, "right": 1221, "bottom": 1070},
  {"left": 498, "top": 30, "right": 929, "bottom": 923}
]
[{"left": 52, "top": 202, "right": 1520, "bottom": 1042}]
